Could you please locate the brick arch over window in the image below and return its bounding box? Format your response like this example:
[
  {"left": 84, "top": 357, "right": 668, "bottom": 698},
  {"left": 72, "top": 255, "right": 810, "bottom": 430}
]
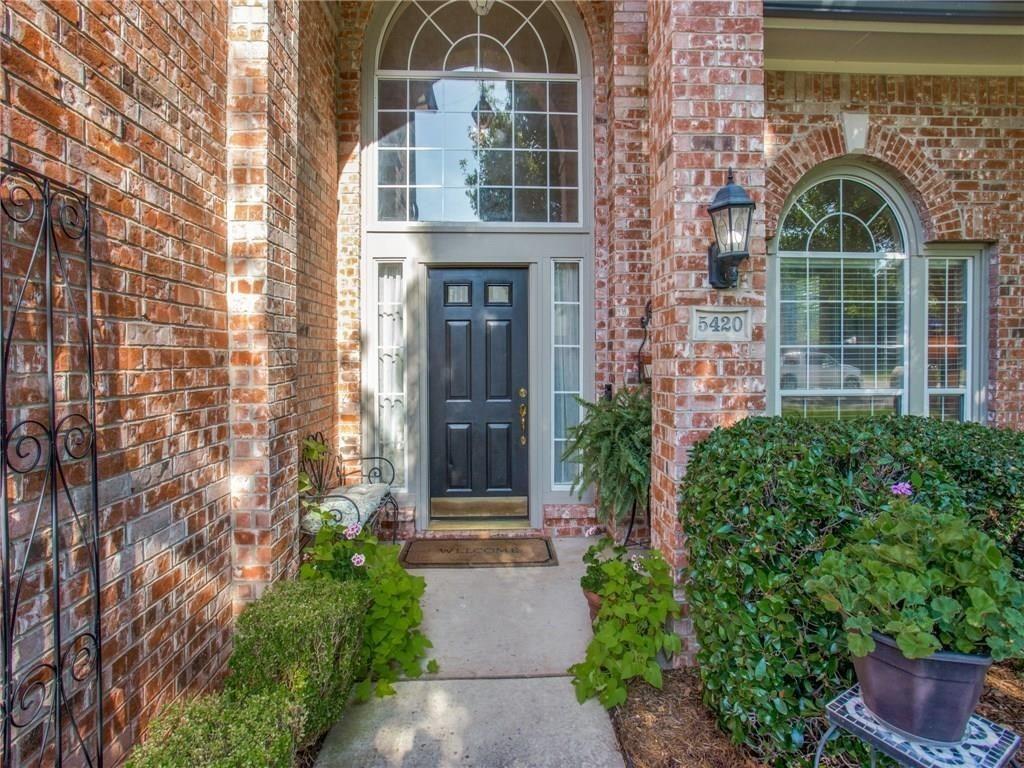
[{"left": 765, "top": 122, "right": 963, "bottom": 244}]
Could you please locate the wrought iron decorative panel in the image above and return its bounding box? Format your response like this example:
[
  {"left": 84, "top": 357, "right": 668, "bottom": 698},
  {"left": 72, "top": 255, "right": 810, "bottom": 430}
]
[{"left": 1, "top": 161, "right": 103, "bottom": 766}]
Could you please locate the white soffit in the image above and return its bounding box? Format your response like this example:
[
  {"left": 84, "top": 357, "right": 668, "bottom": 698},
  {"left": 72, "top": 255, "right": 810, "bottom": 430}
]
[{"left": 765, "top": 18, "right": 1024, "bottom": 75}]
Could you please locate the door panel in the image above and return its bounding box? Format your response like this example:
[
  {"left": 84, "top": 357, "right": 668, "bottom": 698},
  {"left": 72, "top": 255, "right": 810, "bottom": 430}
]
[
  {"left": 429, "top": 268, "right": 529, "bottom": 518},
  {"left": 446, "top": 320, "right": 471, "bottom": 400},
  {"left": 485, "top": 423, "right": 512, "bottom": 491},
  {"left": 485, "top": 320, "right": 511, "bottom": 400}
]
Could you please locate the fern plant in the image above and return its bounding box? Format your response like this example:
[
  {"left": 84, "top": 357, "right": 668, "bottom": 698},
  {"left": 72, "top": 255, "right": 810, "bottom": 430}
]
[{"left": 563, "top": 386, "right": 651, "bottom": 527}]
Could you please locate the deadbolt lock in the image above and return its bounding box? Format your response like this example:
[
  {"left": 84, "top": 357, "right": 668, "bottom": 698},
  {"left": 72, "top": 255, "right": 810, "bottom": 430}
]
[{"left": 519, "top": 387, "right": 527, "bottom": 398}]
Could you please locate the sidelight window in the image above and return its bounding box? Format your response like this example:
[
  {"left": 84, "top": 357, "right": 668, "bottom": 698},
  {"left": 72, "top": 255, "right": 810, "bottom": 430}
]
[
  {"left": 927, "top": 258, "right": 972, "bottom": 421},
  {"left": 375, "top": 1, "right": 580, "bottom": 224},
  {"left": 553, "top": 262, "right": 581, "bottom": 485},
  {"left": 377, "top": 263, "right": 407, "bottom": 486},
  {"left": 776, "top": 174, "right": 980, "bottom": 422}
]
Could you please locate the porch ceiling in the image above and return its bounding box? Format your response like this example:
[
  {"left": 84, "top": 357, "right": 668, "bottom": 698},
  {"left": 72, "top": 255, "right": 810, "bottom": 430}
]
[{"left": 765, "top": 17, "right": 1024, "bottom": 75}]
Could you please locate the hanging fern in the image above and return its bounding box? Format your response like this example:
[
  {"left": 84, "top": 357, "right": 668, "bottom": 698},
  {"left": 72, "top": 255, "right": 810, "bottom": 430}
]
[{"left": 562, "top": 387, "right": 651, "bottom": 526}]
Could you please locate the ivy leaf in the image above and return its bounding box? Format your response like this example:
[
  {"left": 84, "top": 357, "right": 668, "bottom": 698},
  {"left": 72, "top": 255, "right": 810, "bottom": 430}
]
[{"left": 643, "top": 662, "right": 663, "bottom": 689}]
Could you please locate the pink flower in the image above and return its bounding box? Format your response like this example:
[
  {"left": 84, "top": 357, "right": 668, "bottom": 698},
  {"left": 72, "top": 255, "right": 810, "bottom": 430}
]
[
  {"left": 891, "top": 482, "right": 913, "bottom": 497},
  {"left": 351, "top": 553, "right": 366, "bottom": 567},
  {"left": 345, "top": 523, "right": 362, "bottom": 540},
  {"left": 585, "top": 526, "right": 600, "bottom": 537}
]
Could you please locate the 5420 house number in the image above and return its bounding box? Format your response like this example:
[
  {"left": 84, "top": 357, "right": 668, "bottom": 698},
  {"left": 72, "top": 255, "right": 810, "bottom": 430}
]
[{"left": 691, "top": 307, "right": 752, "bottom": 342}]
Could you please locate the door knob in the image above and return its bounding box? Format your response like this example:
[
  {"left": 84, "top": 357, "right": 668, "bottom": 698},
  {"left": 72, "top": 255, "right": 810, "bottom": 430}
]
[{"left": 519, "top": 403, "right": 527, "bottom": 446}]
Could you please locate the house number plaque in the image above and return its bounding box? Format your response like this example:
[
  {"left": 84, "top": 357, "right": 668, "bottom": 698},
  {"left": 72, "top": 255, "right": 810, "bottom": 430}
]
[{"left": 691, "top": 307, "right": 752, "bottom": 342}]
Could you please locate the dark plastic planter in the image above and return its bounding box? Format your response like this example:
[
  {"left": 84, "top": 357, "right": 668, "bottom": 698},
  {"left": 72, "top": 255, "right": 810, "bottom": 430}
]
[{"left": 853, "top": 632, "right": 991, "bottom": 744}]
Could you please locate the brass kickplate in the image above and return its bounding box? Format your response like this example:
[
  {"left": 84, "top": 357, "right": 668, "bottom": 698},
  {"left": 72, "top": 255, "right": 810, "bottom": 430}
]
[{"left": 430, "top": 496, "right": 528, "bottom": 519}]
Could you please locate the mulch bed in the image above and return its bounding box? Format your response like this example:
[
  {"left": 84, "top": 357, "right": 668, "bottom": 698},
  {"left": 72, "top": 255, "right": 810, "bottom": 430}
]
[
  {"left": 611, "top": 668, "right": 762, "bottom": 768},
  {"left": 612, "top": 664, "right": 1024, "bottom": 768}
]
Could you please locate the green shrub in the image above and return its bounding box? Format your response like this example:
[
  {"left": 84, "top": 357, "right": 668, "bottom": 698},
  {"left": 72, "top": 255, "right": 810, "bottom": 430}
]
[
  {"left": 808, "top": 501, "right": 1024, "bottom": 660},
  {"left": 678, "top": 416, "right": 1024, "bottom": 767},
  {"left": 300, "top": 523, "right": 433, "bottom": 700},
  {"left": 896, "top": 417, "right": 1024, "bottom": 576},
  {"left": 224, "top": 578, "right": 370, "bottom": 749},
  {"left": 126, "top": 689, "right": 298, "bottom": 768},
  {"left": 563, "top": 386, "right": 651, "bottom": 526},
  {"left": 570, "top": 548, "right": 681, "bottom": 708}
]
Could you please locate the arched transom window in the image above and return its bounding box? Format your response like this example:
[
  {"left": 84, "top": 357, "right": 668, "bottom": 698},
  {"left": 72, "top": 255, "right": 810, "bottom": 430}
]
[
  {"left": 375, "top": 0, "right": 581, "bottom": 224},
  {"left": 777, "top": 175, "right": 977, "bottom": 422}
]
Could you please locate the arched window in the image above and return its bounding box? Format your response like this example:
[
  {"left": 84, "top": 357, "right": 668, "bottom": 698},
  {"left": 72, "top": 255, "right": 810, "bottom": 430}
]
[
  {"left": 776, "top": 173, "right": 979, "bottom": 421},
  {"left": 374, "top": 1, "right": 581, "bottom": 224}
]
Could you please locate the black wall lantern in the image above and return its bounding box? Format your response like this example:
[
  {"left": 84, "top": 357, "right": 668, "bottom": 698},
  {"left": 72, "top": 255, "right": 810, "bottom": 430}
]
[{"left": 707, "top": 168, "right": 755, "bottom": 289}]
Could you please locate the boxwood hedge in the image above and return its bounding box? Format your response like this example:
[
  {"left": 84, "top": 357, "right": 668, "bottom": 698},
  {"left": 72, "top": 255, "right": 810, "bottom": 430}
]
[
  {"left": 125, "top": 689, "right": 298, "bottom": 768},
  {"left": 225, "top": 578, "right": 371, "bottom": 749},
  {"left": 129, "top": 578, "right": 371, "bottom": 766},
  {"left": 679, "top": 416, "right": 1024, "bottom": 766}
]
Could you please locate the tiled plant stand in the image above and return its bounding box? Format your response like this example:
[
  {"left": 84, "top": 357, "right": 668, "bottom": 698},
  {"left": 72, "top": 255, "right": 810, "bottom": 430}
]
[{"left": 814, "top": 686, "right": 1021, "bottom": 768}]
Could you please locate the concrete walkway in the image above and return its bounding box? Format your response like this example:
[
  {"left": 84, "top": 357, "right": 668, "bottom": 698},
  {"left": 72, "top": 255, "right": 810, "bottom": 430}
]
[{"left": 316, "top": 537, "right": 626, "bottom": 768}]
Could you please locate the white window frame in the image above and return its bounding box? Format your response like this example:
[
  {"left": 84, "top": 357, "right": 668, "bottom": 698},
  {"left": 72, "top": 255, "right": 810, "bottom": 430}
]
[
  {"left": 370, "top": 1, "right": 585, "bottom": 231},
  {"left": 551, "top": 259, "right": 582, "bottom": 490},
  {"left": 768, "top": 164, "right": 987, "bottom": 422},
  {"left": 373, "top": 261, "right": 409, "bottom": 492}
]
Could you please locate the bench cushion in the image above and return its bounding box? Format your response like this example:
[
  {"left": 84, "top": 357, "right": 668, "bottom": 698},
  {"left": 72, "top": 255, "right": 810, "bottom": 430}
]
[
  {"left": 300, "top": 484, "right": 390, "bottom": 534},
  {"left": 334, "top": 483, "right": 389, "bottom": 523}
]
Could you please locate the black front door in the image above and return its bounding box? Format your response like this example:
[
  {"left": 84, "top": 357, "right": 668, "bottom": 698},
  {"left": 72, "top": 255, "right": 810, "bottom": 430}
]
[{"left": 428, "top": 268, "right": 529, "bottom": 519}]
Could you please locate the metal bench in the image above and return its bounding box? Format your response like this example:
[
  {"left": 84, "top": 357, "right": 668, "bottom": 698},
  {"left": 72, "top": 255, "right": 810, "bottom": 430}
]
[{"left": 299, "top": 433, "right": 400, "bottom": 543}]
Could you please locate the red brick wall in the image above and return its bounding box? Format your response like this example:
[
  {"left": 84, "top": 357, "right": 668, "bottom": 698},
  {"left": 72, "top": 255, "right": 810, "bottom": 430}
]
[
  {"left": 296, "top": 2, "right": 340, "bottom": 447},
  {"left": 226, "top": 0, "right": 301, "bottom": 607},
  {"left": 765, "top": 72, "right": 1024, "bottom": 428},
  {"left": 606, "top": 1, "right": 652, "bottom": 390},
  {"left": 2, "top": 0, "right": 232, "bottom": 761},
  {"left": 647, "top": 0, "right": 766, "bottom": 663},
  {"left": 335, "top": 1, "right": 372, "bottom": 460}
]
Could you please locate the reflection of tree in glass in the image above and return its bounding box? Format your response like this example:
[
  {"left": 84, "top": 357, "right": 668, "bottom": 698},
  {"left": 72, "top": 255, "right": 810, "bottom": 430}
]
[{"left": 457, "top": 82, "right": 545, "bottom": 221}]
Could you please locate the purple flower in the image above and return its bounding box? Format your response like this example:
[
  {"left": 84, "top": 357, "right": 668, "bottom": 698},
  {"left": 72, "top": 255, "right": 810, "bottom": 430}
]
[
  {"left": 891, "top": 482, "right": 913, "bottom": 497},
  {"left": 344, "top": 523, "right": 362, "bottom": 540},
  {"left": 351, "top": 553, "right": 366, "bottom": 567}
]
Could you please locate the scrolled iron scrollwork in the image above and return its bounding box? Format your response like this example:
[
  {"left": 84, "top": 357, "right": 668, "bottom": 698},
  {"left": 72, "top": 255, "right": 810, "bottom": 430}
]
[
  {"left": 1, "top": 159, "right": 103, "bottom": 766},
  {"left": 8, "top": 662, "right": 56, "bottom": 729},
  {"left": 0, "top": 169, "right": 42, "bottom": 225},
  {"left": 51, "top": 191, "right": 88, "bottom": 242},
  {"left": 55, "top": 413, "right": 93, "bottom": 462},
  {"left": 4, "top": 419, "right": 50, "bottom": 475}
]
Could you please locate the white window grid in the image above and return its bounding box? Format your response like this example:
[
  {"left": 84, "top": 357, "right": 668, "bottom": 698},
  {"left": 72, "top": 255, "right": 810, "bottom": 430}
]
[
  {"left": 777, "top": 252, "right": 909, "bottom": 416},
  {"left": 376, "top": 263, "right": 407, "bottom": 488},
  {"left": 926, "top": 257, "right": 972, "bottom": 422},
  {"left": 552, "top": 261, "right": 581, "bottom": 488},
  {"left": 375, "top": 77, "right": 580, "bottom": 224}
]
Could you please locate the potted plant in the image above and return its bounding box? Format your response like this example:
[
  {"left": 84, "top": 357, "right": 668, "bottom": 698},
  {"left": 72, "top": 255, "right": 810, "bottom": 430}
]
[
  {"left": 580, "top": 535, "right": 626, "bottom": 621},
  {"left": 563, "top": 386, "right": 651, "bottom": 536},
  {"left": 806, "top": 497, "right": 1024, "bottom": 744}
]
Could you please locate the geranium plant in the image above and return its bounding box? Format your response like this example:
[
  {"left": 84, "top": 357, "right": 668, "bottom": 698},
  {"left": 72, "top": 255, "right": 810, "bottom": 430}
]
[
  {"left": 580, "top": 534, "right": 626, "bottom": 594},
  {"left": 300, "top": 520, "right": 435, "bottom": 699},
  {"left": 806, "top": 498, "right": 1024, "bottom": 661}
]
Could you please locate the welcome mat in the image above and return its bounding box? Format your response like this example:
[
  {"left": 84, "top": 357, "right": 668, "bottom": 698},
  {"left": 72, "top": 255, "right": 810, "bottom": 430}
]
[{"left": 399, "top": 536, "right": 557, "bottom": 568}]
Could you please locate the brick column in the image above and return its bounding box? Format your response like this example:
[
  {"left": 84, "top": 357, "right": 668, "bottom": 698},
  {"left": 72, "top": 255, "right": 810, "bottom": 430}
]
[
  {"left": 647, "top": 0, "right": 766, "bottom": 662},
  {"left": 608, "top": 1, "right": 652, "bottom": 389},
  {"left": 227, "top": 0, "right": 300, "bottom": 608},
  {"left": 335, "top": 2, "right": 373, "bottom": 460}
]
